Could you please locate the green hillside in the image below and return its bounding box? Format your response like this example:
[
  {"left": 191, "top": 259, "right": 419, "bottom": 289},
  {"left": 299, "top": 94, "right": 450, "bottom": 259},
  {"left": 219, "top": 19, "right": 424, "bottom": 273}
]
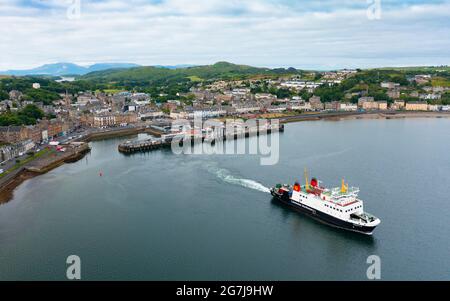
[{"left": 81, "top": 62, "right": 300, "bottom": 85}]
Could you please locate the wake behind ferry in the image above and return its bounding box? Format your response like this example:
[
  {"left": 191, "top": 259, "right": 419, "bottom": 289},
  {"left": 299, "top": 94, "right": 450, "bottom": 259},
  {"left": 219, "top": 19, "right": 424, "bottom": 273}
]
[{"left": 270, "top": 170, "right": 380, "bottom": 235}]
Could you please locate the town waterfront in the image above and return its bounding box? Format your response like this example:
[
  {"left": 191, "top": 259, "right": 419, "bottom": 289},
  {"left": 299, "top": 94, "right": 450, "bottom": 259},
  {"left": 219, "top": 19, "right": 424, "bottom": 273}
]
[{"left": 0, "top": 118, "right": 449, "bottom": 280}]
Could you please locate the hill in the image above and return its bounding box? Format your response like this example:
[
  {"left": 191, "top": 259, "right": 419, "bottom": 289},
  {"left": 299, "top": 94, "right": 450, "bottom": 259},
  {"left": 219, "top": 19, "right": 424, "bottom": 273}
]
[
  {"left": 153, "top": 64, "right": 196, "bottom": 69},
  {"left": 80, "top": 62, "right": 300, "bottom": 85},
  {"left": 0, "top": 62, "right": 141, "bottom": 76}
]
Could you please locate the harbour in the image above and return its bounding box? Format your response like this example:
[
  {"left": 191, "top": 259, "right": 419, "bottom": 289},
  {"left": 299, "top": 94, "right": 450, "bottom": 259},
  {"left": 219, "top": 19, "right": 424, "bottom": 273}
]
[
  {"left": 0, "top": 118, "right": 449, "bottom": 280},
  {"left": 1, "top": 0, "right": 450, "bottom": 285}
]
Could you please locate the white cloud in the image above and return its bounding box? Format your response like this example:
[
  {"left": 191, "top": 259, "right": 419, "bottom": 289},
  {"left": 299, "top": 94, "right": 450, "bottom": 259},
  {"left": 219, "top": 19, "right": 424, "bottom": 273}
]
[{"left": 0, "top": 0, "right": 449, "bottom": 70}]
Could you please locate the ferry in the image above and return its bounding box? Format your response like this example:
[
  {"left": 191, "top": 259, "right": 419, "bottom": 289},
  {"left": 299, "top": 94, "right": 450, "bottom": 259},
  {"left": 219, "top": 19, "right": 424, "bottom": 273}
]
[{"left": 270, "top": 170, "right": 380, "bottom": 235}]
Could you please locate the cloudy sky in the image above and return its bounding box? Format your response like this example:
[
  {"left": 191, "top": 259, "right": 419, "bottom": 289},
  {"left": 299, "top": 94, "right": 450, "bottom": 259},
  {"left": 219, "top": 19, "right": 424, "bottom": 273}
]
[{"left": 0, "top": 0, "right": 449, "bottom": 70}]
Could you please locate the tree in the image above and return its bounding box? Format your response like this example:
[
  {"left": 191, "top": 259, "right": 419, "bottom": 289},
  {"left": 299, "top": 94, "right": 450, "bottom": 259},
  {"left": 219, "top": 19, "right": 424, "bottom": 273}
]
[
  {"left": 22, "top": 88, "right": 61, "bottom": 105},
  {"left": 0, "top": 104, "right": 44, "bottom": 126},
  {"left": 368, "top": 90, "right": 390, "bottom": 102},
  {"left": 0, "top": 90, "right": 9, "bottom": 100},
  {"left": 390, "top": 75, "right": 409, "bottom": 86},
  {"left": 299, "top": 90, "right": 312, "bottom": 100},
  {"left": 350, "top": 95, "right": 360, "bottom": 104},
  {"left": 441, "top": 92, "right": 450, "bottom": 105},
  {"left": 0, "top": 113, "right": 21, "bottom": 126},
  {"left": 275, "top": 88, "right": 292, "bottom": 99},
  {"left": 20, "top": 104, "right": 44, "bottom": 120},
  {"left": 314, "top": 84, "right": 344, "bottom": 102}
]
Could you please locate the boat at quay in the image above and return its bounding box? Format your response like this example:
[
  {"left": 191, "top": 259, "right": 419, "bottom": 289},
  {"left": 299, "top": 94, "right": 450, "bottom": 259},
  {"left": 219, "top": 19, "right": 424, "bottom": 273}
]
[{"left": 118, "top": 122, "right": 284, "bottom": 154}]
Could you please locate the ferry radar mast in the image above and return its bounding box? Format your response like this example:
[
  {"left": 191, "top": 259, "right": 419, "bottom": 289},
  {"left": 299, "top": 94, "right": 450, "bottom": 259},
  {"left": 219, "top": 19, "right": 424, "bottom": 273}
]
[
  {"left": 304, "top": 168, "right": 310, "bottom": 191},
  {"left": 341, "top": 179, "right": 348, "bottom": 194}
]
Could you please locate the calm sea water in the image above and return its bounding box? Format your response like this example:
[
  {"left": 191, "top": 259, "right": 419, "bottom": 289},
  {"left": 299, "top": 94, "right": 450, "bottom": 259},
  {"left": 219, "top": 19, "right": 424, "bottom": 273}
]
[{"left": 0, "top": 119, "right": 449, "bottom": 280}]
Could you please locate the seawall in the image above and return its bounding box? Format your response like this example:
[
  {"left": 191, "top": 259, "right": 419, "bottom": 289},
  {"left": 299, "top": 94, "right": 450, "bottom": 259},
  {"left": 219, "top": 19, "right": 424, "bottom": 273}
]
[{"left": 0, "top": 143, "right": 91, "bottom": 204}]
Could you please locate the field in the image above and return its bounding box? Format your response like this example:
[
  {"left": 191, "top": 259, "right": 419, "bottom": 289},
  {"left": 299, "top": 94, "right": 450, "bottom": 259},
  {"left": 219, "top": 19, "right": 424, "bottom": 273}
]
[
  {"left": 99, "top": 89, "right": 127, "bottom": 94},
  {"left": 187, "top": 75, "right": 203, "bottom": 82},
  {"left": 431, "top": 77, "right": 450, "bottom": 87}
]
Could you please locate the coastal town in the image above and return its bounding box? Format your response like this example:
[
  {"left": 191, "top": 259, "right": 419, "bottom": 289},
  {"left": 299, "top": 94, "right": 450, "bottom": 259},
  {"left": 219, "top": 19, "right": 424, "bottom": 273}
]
[
  {"left": 0, "top": 65, "right": 450, "bottom": 188},
  {"left": 2, "top": 0, "right": 450, "bottom": 284}
]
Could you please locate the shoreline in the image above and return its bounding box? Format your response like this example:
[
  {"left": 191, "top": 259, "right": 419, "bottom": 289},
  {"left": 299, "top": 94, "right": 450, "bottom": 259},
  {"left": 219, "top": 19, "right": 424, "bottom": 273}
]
[
  {"left": 278, "top": 111, "right": 450, "bottom": 124},
  {"left": 0, "top": 111, "right": 449, "bottom": 204},
  {"left": 0, "top": 143, "right": 90, "bottom": 204},
  {"left": 0, "top": 169, "right": 39, "bottom": 204}
]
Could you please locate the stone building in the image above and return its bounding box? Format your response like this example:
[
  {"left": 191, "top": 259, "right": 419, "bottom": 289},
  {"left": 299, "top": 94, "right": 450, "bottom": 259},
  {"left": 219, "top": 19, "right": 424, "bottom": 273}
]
[
  {"left": 0, "top": 126, "right": 28, "bottom": 144},
  {"left": 405, "top": 101, "right": 428, "bottom": 111}
]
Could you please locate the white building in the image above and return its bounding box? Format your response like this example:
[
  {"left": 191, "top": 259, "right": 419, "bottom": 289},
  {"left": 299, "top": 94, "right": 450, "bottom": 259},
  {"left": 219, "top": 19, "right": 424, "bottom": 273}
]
[
  {"left": 340, "top": 103, "right": 358, "bottom": 111},
  {"left": 419, "top": 93, "right": 441, "bottom": 100},
  {"left": 235, "top": 105, "right": 261, "bottom": 114},
  {"left": 381, "top": 82, "right": 400, "bottom": 89},
  {"left": 231, "top": 88, "right": 250, "bottom": 98},
  {"left": 428, "top": 104, "right": 441, "bottom": 111},
  {"left": 280, "top": 81, "right": 322, "bottom": 91},
  {"left": 290, "top": 102, "right": 312, "bottom": 111},
  {"left": 170, "top": 111, "right": 188, "bottom": 120},
  {"left": 139, "top": 110, "right": 164, "bottom": 120},
  {"left": 267, "top": 106, "right": 287, "bottom": 113},
  {"left": 94, "top": 115, "right": 116, "bottom": 127}
]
